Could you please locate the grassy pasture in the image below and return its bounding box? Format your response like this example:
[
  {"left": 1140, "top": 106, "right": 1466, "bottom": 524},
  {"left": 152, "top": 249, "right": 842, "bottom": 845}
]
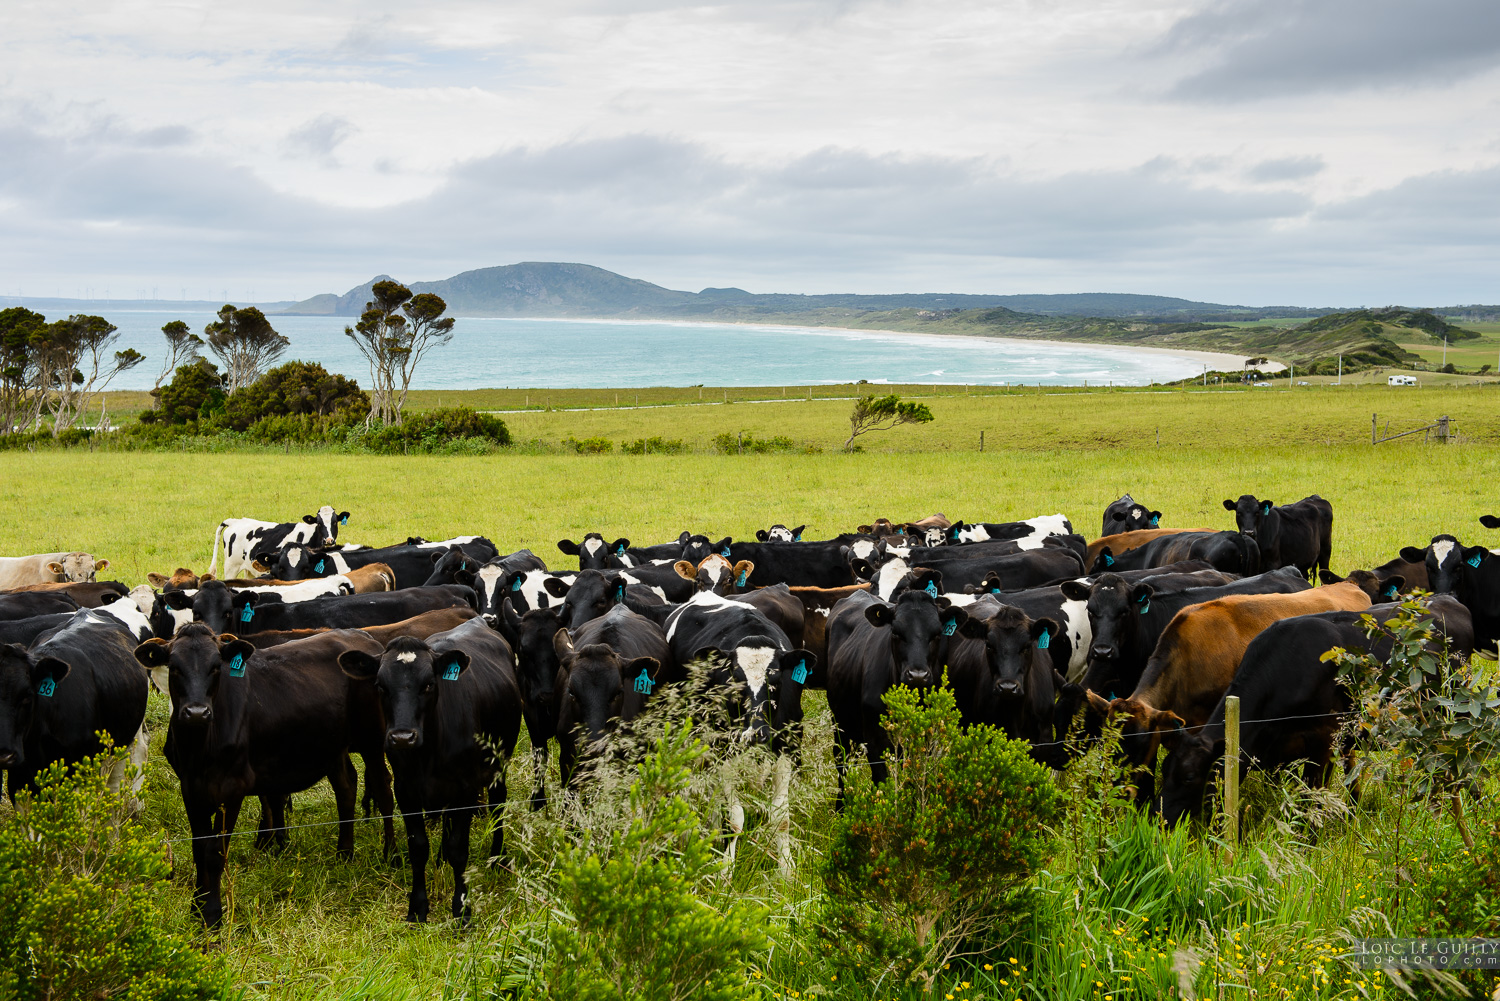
[{"left": 4, "top": 392, "right": 1500, "bottom": 999}]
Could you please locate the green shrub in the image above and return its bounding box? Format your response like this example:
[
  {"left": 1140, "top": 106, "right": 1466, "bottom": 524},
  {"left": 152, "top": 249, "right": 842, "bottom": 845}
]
[
  {"left": 0, "top": 749, "right": 229, "bottom": 1000},
  {"left": 620, "top": 436, "right": 686, "bottom": 455},
  {"left": 564, "top": 435, "right": 614, "bottom": 454},
  {"left": 366, "top": 407, "right": 511, "bottom": 454},
  {"left": 817, "top": 682, "right": 1062, "bottom": 991},
  {"left": 214, "top": 360, "right": 369, "bottom": 431},
  {"left": 711, "top": 431, "right": 799, "bottom": 454},
  {"left": 145, "top": 358, "right": 224, "bottom": 425}
]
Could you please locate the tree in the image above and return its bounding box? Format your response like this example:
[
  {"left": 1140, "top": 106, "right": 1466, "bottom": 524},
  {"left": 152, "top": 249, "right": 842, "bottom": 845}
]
[
  {"left": 0, "top": 307, "right": 49, "bottom": 433},
  {"left": 844, "top": 393, "right": 934, "bottom": 451},
  {"left": 145, "top": 359, "right": 225, "bottom": 425},
  {"left": 216, "top": 360, "right": 369, "bottom": 431},
  {"left": 154, "top": 320, "right": 203, "bottom": 390},
  {"left": 343, "top": 280, "right": 455, "bottom": 425},
  {"left": 36, "top": 315, "right": 144, "bottom": 435},
  {"left": 204, "top": 305, "right": 289, "bottom": 393}
]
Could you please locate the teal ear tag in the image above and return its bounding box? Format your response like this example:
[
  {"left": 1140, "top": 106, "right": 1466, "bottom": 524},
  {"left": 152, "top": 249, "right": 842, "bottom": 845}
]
[
  {"left": 227, "top": 652, "right": 246, "bottom": 678},
  {"left": 240, "top": 605, "right": 254, "bottom": 623},
  {"left": 943, "top": 618, "right": 957, "bottom": 636},
  {"left": 441, "top": 660, "right": 461, "bottom": 681},
  {"left": 736, "top": 569, "right": 749, "bottom": 587},
  {"left": 720, "top": 547, "right": 731, "bottom": 557},
  {"left": 314, "top": 559, "right": 325, "bottom": 574},
  {"left": 1467, "top": 553, "right": 1483, "bottom": 568},
  {"left": 1383, "top": 586, "right": 1397, "bottom": 598},
  {"left": 616, "top": 544, "right": 626, "bottom": 554},
  {"left": 634, "top": 669, "right": 655, "bottom": 695},
  {"left": 1103, "top": 553, "right": 1114, "bottom": 567},
  {"left": 339, "top": 513, "right": 348, "bottom": 525},
  {"left": 37, "top": 676, "right": 55, "bottom": 698},
  {"left": 511, "top": 577, "right": 522, "bottom": 591},
  {"left": 791, "top": 659, "right": 809, "bottom": 685},
  {"left": 1037, "top": 631, "right": 1050, "bottom": 650},
  {"left": 1148, "top": 514, "right": 1160, "bottom": 527},
  {"left": 1139, "top": 599, "right": 1150, "bottom": 615},
  {"left": 924, "top": 580, "right": 938, "bottom": 597}
]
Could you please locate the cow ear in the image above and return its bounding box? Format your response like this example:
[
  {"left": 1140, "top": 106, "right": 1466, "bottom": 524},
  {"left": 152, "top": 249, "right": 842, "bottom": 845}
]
[
  {"left": 162, "top": 590, "right": 194, "bottom": 611},
  {"left": 1462, "top": 546, "right": 1488, "bottom": 569},
  {"left": 612, "top": 580, "right": 627, "bottom": 605},
  {"left": 850, "top": 558, "right": 874, "bottom": 581},
  {"left": 94, "top": 559, "right": 110, "bottom": 572},
  {"left": 623, "top": 656, "right": 659, "bottom": 683},
  {"left": 756, "top": 529, "right": 770, "bottom": 541},
  {"left": 864, "top": 603, "right": 893, "bottom": 628},
  {"left": 32, "top": 656, "right": 71, "bottom": 689},
  {"left": 435, "top": 650, "right": 469, "bottom": 680},
  {"left": 958, "top": 617, "right": 989, "bottom": 639},
  {"left": 454, "top": 569, "right": 476, "bottom": 587},
  {"left": 1059, "top": 580, "right": 1091, "bottom": 601},
  {"left": 792, "top": 525, "right": 805, "bottom": 541},
  {"left": 338, "top": 649, "right": 379, "bottom": 681},
  {"left": 557, "top": 539, "right": 580, "bottom": 556},
  {"left": 431, "top": 550, "right": 446, "bottom": 564},
  {"left": 1382, "top": 576, "right": 1405, "bottom": 597},
  {"left": 940, "top": 605, "right": 968, "bottom": 637},
  {"left": 611, "top": 538, "right": 630, "bottom": 554},
  {"left": 302, "top": 514, "right": 317, "bottom": 524},
  {"left": 338, "top": 511, "right": 350, "bottom": 525},
  {"left": 856, "top": 524, "right": 873, "bottom": 535},
  {"left": 1147, "top": 511, "right": 1161, "bottom": 528},
  {"left": 1318, "top": 569, "right": 1344, "bottom": 585},
  {"left": 1260, "top": 500, "right": 1273, "bottom": 515},
  {"left": 198, "top": 572, "right": 216, "bottom": 583},
  {"left": 553, "top": 629, "right": 576, "bottom": 662},
  {"left": 673, "top": 560, "right": 697, "bottom": 581},
  {"left": 1032, "top": 618, "right": 1059, "bottom": 643},
  {"left": 677, "top": 531, "right": 691, "bottom": 545},
  {"left": 147, "top": 572, "right": 170, "bottom": 588},
  {"left": 501, "top": 597, "right": 522, "bottom": 632},
  {"left": 1151, "top": 709, "right": 1187, "bottom": 734},
  {"left": 46, "top": 562, "right": 65, "bottom": 575},
  {"left": 714, "top": 537, "right": 732, "bottom": 556},
  {"left": 1083, "top": 689, "right": 1114, "bottom": 717},
  {"left": 542, "top": 576, "right": 572, "bottom": 598},
  {"left": 1222, "top": 499, "right": 1237, "bottom": 511},
  {"left": 1399, "top": 546, "right": 1427, "bottom": 563},
  {"left": 733, "top": 561, "right": 754, "bottom": 588},
  {"left": 1130, "top": 583, "right": 1155, "bottom": 607},
  {"left": 134, "top": 638, "right": 171, "bottom": 668},
  {"left": 1481, "top": 515, "right": 1500, "bottom": 530},
  {"left": 218, "top": 637, "right": 255, "bottom": 664}
]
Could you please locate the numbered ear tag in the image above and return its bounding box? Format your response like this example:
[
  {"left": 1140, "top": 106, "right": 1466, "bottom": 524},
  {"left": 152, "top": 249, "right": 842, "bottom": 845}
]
[
  {"left": 37, "top": 676, "right": 56, "bottom": 697},
  {"left": 924, "top": 580, "right": 938, "bottom": 597},
  {"left": 634, "top": 669, "right": 655, "bottom": 695},
  {"left": 239, "top": 605, "right": 255, "bottom": 623},
  {"left": 720, "top": 547, "right": 731, "bottom": 557},
  {"left": 1148, "top": 515, "right": 1160, "bottom": 527},
  {"left": 1383, "top": 585, "right": 1398, "bottom": 598},
  {"left": 791, "top": 659, "right": 809, "bottom": 685},
  {"left": 943, "top": 618, "right": 957, "bottom": 636},
  {"left": 1468, "top": 553, "right": 1483, "bottom": 568},
  {"left": 1139, "top": 600, "right": 1150, "bottom": 615},
  {"left": 339, "top": 514, "right": 348, "bottom": 525},
  {"left": 736, "top": 570, "right": 749, "bottom": 587},
  {"left": 511, "top": 578, "right": 522, "bottom": 591},
  {"left": 441, "top": 660, "right": 461, "bottom": 681},
  {"left": 1037, "top": 631, "right": 1050, "bottom": 650},
  {"left": 1103, "top": 553, "right": 1115, "bottom": 567},
  {"left": 227, "top": 652, "right": 246, "bottom": 678},
  {"left": 314, "top": 559, "right": 326, "bottom": 574}
]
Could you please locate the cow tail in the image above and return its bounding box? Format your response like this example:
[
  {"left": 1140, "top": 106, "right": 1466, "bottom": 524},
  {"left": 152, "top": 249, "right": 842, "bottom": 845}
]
[{"left": 208, "top": 522, "right": 225, "bottom": 577}]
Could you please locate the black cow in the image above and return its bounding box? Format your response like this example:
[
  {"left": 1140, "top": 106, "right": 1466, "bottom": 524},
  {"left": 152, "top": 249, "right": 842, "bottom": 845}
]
[
  {"left": 825, "top": 590, "right": 966, "bottom": 803},
  {"left": 499, "top": 602, "right": 567, "bottom": 810},
  {"left": 0, "top": 607, "right": 150, "bottom": 798},
  {"left": 426, "top": 546, "right": 544, "bottom": 588},
  {"left": 1158, "top": 596, "right": 1474, "bottom": 824},
  {"left": 1090, "top": 531, "right": 1259, "bottom": 576},
  {"left": 755, "top": 524, "right": 806, "bottom": 543},
  {"left": 554, "top": 605, "right": 671, "bottom": 787},
  {"left": 162, "top": 581, "right": 475, "bottom": 635},
  {"left": 1065, "top": 567, "right": 1312, "bottom": 700},
  {"left": 338, "top": 618, "right": 522, "bottom": 923},
  {"left": 267, "top": 536, "right": 498, "bottom": 589},
  {"left": 856, "top": 548, "right": 1085, "bottom": 599},
  {"left": 558, "top": 531, "right": 730, "bottom": 571},
  {"left": 1401, "top": 535, "right": 1500, "bottom": 652},
  {"left": 947, "top": 602, "right": 1068, "bottom": 766},
  {"left": 724, "top": 540, "right": 858, "bottom": 588},
  {"left": 1102, "top": 494, "right": 1161, "bottom": 537},
  {"left": 664, "top": 593, "right": 815, "bottom": 751},
  {"left": 0, "top": 612, "right": 78, "bottom": 647},
  {"left": 137, "top": 626, "right": 395, "bottom": 925},
  {"left": 0, "top": 591, "right": 81, "bottom": 620},
  {"left": 541, "top": 570, "right": 671, "bottom": 631},
  {"left": 1223, "top": 494, "right": 1333, "bottom": 574}
]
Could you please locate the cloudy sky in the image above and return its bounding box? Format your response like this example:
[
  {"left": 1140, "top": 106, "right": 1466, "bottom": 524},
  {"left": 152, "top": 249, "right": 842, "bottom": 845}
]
[{"left": 3, "top": 0, "right": 1498, "bottom": 305}]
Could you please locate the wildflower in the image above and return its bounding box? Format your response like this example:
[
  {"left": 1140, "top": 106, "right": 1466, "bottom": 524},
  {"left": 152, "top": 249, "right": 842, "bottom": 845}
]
[{"left": 984, "top": 964, "right": 993, "bottom": 971}]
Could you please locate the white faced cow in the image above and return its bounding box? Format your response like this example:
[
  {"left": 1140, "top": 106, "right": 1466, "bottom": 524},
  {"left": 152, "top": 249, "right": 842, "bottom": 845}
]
[
  {"left": 0, "top": 552, "right": 110, "bottom": 589},
  {"left": 208, "top": 504, "right": 349, "bottom": 578}
]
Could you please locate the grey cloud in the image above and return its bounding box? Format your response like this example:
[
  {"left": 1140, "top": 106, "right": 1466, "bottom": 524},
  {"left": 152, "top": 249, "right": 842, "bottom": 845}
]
[
  {"left": 1246, "top": 155, "right": 1323, "bottom": 182},
  {"left": 1160, "top": 0, "right": 1500, "bottom": 100},
  {"left": 283, "top": 115, "right": 357, "bottom": 159}
]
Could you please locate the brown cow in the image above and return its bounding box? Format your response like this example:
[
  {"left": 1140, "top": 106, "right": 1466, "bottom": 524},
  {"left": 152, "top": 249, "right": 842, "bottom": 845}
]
[
  {"left": 238, "top": 606, "right": 481, "bottom": 649},
  {"left": 787, "top": 583, "right": 872, "bottom": 675},
  {"left": 1085, "top": 528, "right": 1213, "bottom": 568},
  {"left": 673, "top": 554, "right": 755, "bottom": 596},
  {"left": 0, "top": 580, "right": 130, "bottom": 608}
]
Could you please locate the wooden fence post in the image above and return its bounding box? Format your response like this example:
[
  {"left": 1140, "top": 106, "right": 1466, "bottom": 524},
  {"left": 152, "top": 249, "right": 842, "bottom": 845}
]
[
  {"left": 1224, "top": 695, "right": 1240, "bottom": 852},
  {"left": 1372, "top": 413, "right": 1377, "bottom": 445},
  {"left": 979, "top": 430, "right": 984, "bottom": 452}
]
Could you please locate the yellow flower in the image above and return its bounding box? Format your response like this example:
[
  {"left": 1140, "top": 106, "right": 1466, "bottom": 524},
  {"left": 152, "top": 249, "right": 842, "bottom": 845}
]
[
  {"left": 830, "top": 976, "right": 837, "bottom": 982},
  {"left": 984, "top": 964, "right": 993, "bottom": 971},
  {"left": 1009, "top": 958, "right": 1018, "bottom": 964}
]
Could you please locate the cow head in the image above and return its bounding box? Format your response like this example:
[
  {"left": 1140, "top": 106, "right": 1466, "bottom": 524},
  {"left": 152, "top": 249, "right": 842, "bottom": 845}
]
[
  {"left": 508, "top": 604, "right": 566, "bottom": 721},
  {"left": 558, "top": 533, "right": 631, "bottom": 570},
  {"left": 147, "top": 568, "right": 202, "bottom": 590},
  {"left": 1402, "top": 535, "right": 1473, "bottom": 595},
  {"left": 1319, "top": 569, "right": 1404, "bottom": 602},
  {"left": 1403, "top": 536, "right": 1500, "bottom": 645},
  {"left": 424, "top": 545, "right": 483, "bottom": 587},
  {"left": 1088, "top": 547, "right": 1121, "bottom": 573},
  {"left": 1062, "top": 574, "right": 1153, "bottom": 696},
  {"left": 678, "top": 533, "right": 733, "bottom": 565},
  {"left": 314, "top": 505, "right": 349, "bottom": 543},
  {"left": 45, "top": 552, "right": 108, "bottom": 583},
  {"left": 1159, "top": 726, "right": 1223, "bottom": 825},
  {"left": 555, "top": 570, "right": 624, "bottom": 630},
  {"left": 1107, "top": 696, "right": 1186, "bottom": 766},
  {"left": 959, "top": 604, "right": 1057, "bottom": 701},
  {"left": 673, "top": 555, "right": 756, "bottom": 595},
  {"left": 692, "top": 638, "right": 814, "bottom": 745},
  {"left": 1102, "top": 495, "right": 1160, "bottom": 536},
  {"left": 134, "top": 623, "right": 254, "bottom": 729},
  {"left": 864, "top": 591, "right": 967, "bottom": 688},
  {"left": 553, "top": 631, "right": 658, "bottom": 749},
  {"left": 755, "top": 524, "right": 805, "bottom": 543},
  {"left": 266, "top": 544, "right": 335, "bottom": 581},
  {"left": 0, "top": 642, "right": 77, "bottom": 768},
  {"left": 339, "top": 636, "right": 464, "bottom": 752},
  {"left": 1223, "top": 495, "right": 1274, "bottom": 542},
  {"left": 160, "top": 580, "right": 271, "bottom": 635}
]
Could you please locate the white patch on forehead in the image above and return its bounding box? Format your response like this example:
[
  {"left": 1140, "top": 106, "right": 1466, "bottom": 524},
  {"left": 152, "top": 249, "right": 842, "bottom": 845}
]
[
  {"left": 873, "top": 558, "right": 910, "bottom": 601},
  {"left": 768, "top": 527, "right": 793, "bottom": 542},
  {"left": 583, "top": 537, "right": 604, "bottom": 555},
  {"left": 851, "top": 539, "right": 877, "bottom": 560},
  {"left": 1130, "top": 508, "right": 1143, "bottom": 520},
  {"left": 1432, "top": 539, "right": 1456, "bottom": 566},
  {"left": 954, "top": 525, "right": 990, "bottom": 543},
  {"left": 395, "top": 652, "right": 416, "bottom": 663},
  {"left": 1018, "top": 514, "right": 1070, "bottom": 551},
  {"left": 476, "top": 565, "right": 504, "bottom": 607},
  {"left": 1062, "top": 599, "right": 1090, "bottom": 682},
  {"left": 735, "top": 646, "right": 776, "bottom": 696},
  {"left": 286, "top": 546, "right": 304, "bottom": 567}
]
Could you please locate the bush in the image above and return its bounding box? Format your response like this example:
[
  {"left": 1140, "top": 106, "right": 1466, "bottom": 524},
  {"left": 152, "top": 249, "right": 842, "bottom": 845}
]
[
  {"left": 144, "top": 358, "right": 225, "bottom": 425},
  {"left": 366, "top": 407, "right": 511, "bottom": 454},
  {"left": 817, "top": 683, "right": 1062, "bottom": 990},
  {"left": 214, "top": 360, "right": 369, "bottom": 431},
  {"left": 711, "top": 431, "right": 801, "bottom": 454},
  {"left": 620, "top": 436, "right": 686, "bottom": 455},
  {"left": 0, "top": 749, "right": 228, "bottom": 999},
  {"left": 565, "top": 435, "right": 614, "bottom": 454}
]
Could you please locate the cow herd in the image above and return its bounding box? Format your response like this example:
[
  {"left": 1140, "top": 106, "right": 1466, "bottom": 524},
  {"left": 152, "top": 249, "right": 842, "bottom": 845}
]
[{"left": 0, "top": 489, "right": 1495, "bottom": 927}]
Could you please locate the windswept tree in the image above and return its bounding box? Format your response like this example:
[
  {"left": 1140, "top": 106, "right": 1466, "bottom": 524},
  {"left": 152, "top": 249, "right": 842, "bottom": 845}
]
[
  {"left": 154, "top": 320, "right": 204, "bottom": 390},
  {"left": 37, "top": 315, "right": 144, "bottom": 435},
  {"left": 343, "top": 280, "right": 455, "bottom": 425},
  {"left": 844, "top": 393, "right": 934, "bottom": 451},
  {"left": 0, "top": 307, "right": 48, "bottom": 433},
  {"left": 205, "top": 305, "right": 289, "bottom": 393}
]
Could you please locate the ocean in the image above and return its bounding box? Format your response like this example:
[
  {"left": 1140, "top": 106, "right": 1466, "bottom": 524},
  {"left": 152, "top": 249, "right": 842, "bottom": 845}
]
[{"left": 77, "top": 312, "right": 1213, "bottom": 391}]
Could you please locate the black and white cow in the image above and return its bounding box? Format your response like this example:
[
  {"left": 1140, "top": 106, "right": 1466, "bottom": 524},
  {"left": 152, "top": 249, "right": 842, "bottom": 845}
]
[
  {"left": 855, "top": 547, "right": 1085, "bottom": 599},
  {"left": 755, "top": 524, "right": 806, "bottom": 543},
  {"left": 267, "top": 536, "right": 497, "bottom": 589},
  {"left": 557, "top": 532, "right": 730, "bottom": 571},
  {"left": 426, "top": 547, "right": 544, "bottom": 588},
  {"left": 474, "top": 568, "right": 578, "bottom": 622},
  {"left": 208, "top": 504, "right": 349, "bottom": 579},
  {"left": 162, "top": 580, "right": 475, "bottom": 636},
  {"left": 1401, "top": 535, "right": 1500, "bottom": 652},
  {"left": 1222, "top": 494, "right": 1333, "bottom": 574},
  {"left": 1101, "top": 495, "right": 1161, "bottom": 537},
  {"left": 945, "top": 514, "right": 1073, "bottom": 548}
]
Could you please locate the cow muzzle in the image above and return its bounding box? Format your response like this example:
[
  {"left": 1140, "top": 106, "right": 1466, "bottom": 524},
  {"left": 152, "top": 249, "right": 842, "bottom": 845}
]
[
  {"left": 0, "top": 748, "right": 19, "bottom": 767},
  {"left": 178, "top": 704, "right": 213, "bottom": 725},
  {"left": 994, "top": 680, "right": 1022, "bottom": 698},
  {"left": 901, "top": 667, "right": 933, "bottom": 686},
  {"left": 1091, "top": 644, "right": 1116, "bottom": 660},
  {"left": 386, "top": 728, "right": 421, "bottom": 750}
]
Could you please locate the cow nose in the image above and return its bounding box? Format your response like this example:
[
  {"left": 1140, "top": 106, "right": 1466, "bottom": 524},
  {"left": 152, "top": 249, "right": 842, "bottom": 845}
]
[
  {"left": 995, "top": 681, "right": 1021, "bottom": 697},
  {"left": 180, "top": 704, "right": 212, "bottom": 724},
  {"left": 904, "top": 667, "right": 931, "bottom": 685},
  {"left": 1091, "top": 645, "right": 1114, "bottom": 659},
  {"left": 387, "top": 729, "right": 419, "bottom": 749},
  {"left": 0, "top": 749, "right": 18, "bottom": 767}
]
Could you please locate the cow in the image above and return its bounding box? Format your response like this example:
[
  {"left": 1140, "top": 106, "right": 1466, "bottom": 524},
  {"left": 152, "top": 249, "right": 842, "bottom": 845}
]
[
  {"left": 425, "top": 546, "right": 544, "bottom": 588},
  {"left": 557, "top": 531, "right": 730, "bottom": 571},
  {"left": 1085, "top": 528, "right": 1212, "bottom": 569},
  {"left": 138, "top": 625, "right": 395, "bottom": 926},
  {"left": 946, "top": 602, "right": 1069, "bottom": 766},
  {"left": 236, "top": 606, "right": 481, "bottom": 650},
  {"left": 673, "top": 554, "right": 756, "bottom": 596},
  {"left": 1090, "top": 530, "right": 1259, "bottom": 576},
  {"left": 159, "top": 580, "right": 475, "bottom": 636},
  {"left": 541, "top": 570, "right": 673, "bottom": 631},
  {"left": 265, "top": 537, "right": 498, "bottom": 589},
  {"left": 945, "top": 514, "right": 1073, "bottom": 548},
  {"left": 1402, "top": 535, "right": 1500, "bottom": 653},
  {"left": 337, "top": 618, "right": 523, "bottom": 923},
  {"left": 1158, "top": 595, "right": 1474, "bottom": 824},
  {"left": 208, "top": 505, "right": 349, "bottom": 578},
  {"left": 554, "top": 605, "right": 672, "bottom": 788},
  {"left": 1066, "top": 567, "right": 1312, "bottom": 701},
  {"left": 500, "top": 603, "right": 569, "bottom": 809},
  {"left": 788, "top": 583, "right": 872, "bottom": 673},
  {"left": 1318, "top": 569, "right": 1406, "bottom": 602},
  {"left": 0, "top": 552, "right": 110, "bottom": 589},
  {"left": 825, "top": 589, "right": 966, "bottom": 804},
  {"left": 0, "top": 605, "right": 151, "bottom": 800},
  {"left": 0, "top": 613, "right": 78, "bottom": 647},
  {"left": 855, "top": 547, "right": 1085, "bottom": 599},
  {"left": 1223, "top": 494, "right": 1333, "bottom": 574},
  {"left": 1101, "top": 494, "right": 1161, "bottom": 537},
  {"left": 0, "top": 579, "right": 129, "bottom": 607},
  {"left": 0, "top": 591, "right": 82, "bottom": 620},
  {"left": 755, "top": 524, "right": 806, "bottom": 543},
  {"left": 1102, "top": 582, "right": 1372, "bottom": 806},
  {"left": 725, "top": 540, "right": 859, "bottom": 589},
  {"left": 473, "top": 567, "right": 577, "bottom": 622}
]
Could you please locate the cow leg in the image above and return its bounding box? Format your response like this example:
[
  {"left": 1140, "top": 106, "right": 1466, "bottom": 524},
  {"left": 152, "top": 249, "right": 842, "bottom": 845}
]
[
  {"left": 444, "top": 808, "right": 475, "bottom": 923},
  {"left": 184, "top": 802, "right": 225, "bottom": 926},
  {"left": 722, "top": 770, "right": 745, "bottom": 868},
  {"left": 253, "top": 797, "right": 279, "bottom": 852},
  {"left": 832, "top": 732, "right": 854, "bottom": 811},
  {"left": 558, "top": 730, "right": 578, "bottom": 793},
  {"left": 126, "top": 726, "right": 149, "bottom": 812},
  {"left": 486, "top": 769, "right": 510, "bottom": 862},
  {"left": 863, "top": 706, "right": 892, "bottom": 785},
  {"left": 331, "top": 754, "right": 358, "bottom": 860},
  {"left": 771, "top": 753, "right": 794, "bottom": 879},
  {"left": 362, "top": 751, "right": 398, "bottom": 864},
  {"left": 401, "top": 804, "right": 431, "bottom": 923}
]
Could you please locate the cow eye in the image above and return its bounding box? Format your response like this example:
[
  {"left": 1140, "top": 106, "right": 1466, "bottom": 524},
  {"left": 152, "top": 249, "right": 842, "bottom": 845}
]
[{"left": 422, "top": 682, "right": 434, "bottom": 694}]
